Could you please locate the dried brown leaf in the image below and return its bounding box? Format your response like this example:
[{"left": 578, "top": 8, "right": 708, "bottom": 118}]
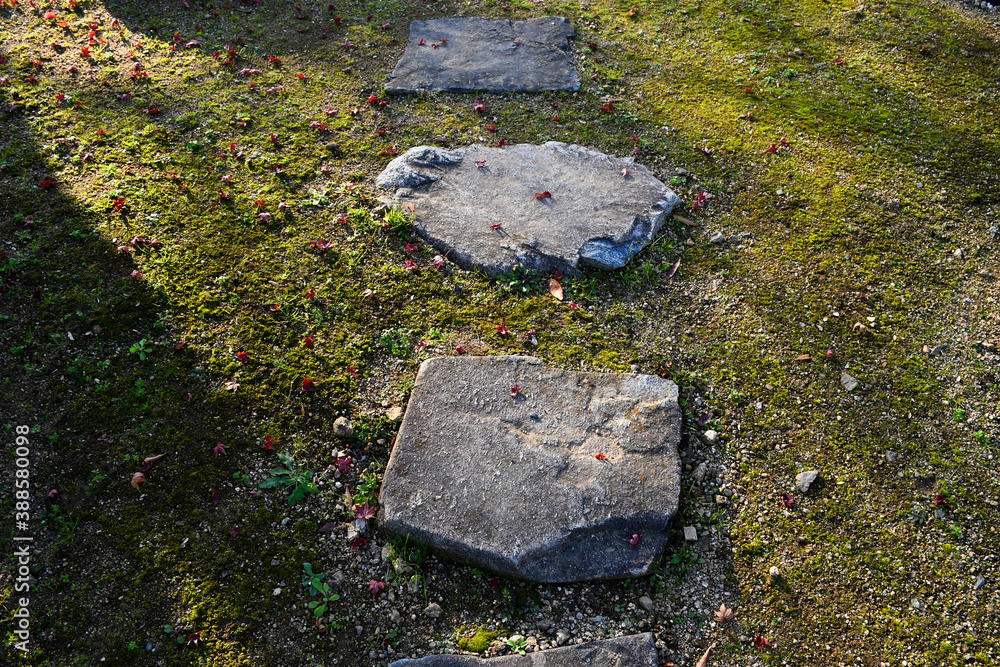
[
  {"left": 131, "top": 472, "right": 147, "bottom": 491},
  {"left": 142, "top": 453, "right": 165, "bottom": 466},
  {"left": 713, "top": 603, "right": 735, "bottom": 624},
  {"left": 548, "top": 278, "right": 564, "bottom": 301},
  {"left": 794, "top": 354, "right": 812, "bottom": 361},
  {"left": 695, "top": 643, "right": 716, "bottom": 667}
]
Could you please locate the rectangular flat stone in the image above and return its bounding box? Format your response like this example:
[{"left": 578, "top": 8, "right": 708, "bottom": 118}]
[
  {"left": 389, "top": 633, "right": 658, "bottom": 666},
  {"left": 378, "top": 356, "right": 681, "bottom": 583},
  {"left": 386, "top": 17, "right": 580, "bottom": 93}
]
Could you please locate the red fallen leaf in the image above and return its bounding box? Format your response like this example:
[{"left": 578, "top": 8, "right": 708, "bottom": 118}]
[
  {"left": 350, "top": 537, "right": 368, "bottom": 549},
  {"left": 780, "top": 493, "right": 794, "bottom": 508},
  {"left": 318, "top": 522, "right": 338, "bottom": 533},
  {"left": 568, "top": 301, "right": 580, "bottom": 311},
  {"left": 779, "top": 136, "right": 789, "bottom": 146},
  {"left": 934, "top": 494, "right": 946, "bottom": 506},
  {"left": 346, "top": 366, "right": 359, "bottom": 378},
  {"left": 701, "top": 146, "right": 713, "bottom": 155},
  {"left": 305, "top": 288, "right": 315, "bottom": 298},
  {"left": 130, "top": 270, "right": 143, "bottom": 280},
  {"left": 755, "top": 634, "right": 772, "bottom": 653},
  {"left": 131, "top": 472, "right": 147, "bottom": 491},
  {"left": 825, "top": 349, "right": 835, "bottom": 359},
  {"left": 262, "top": 436, "right": 276, "bottom": 450},
  {"left": 472, "top": 100, "right": 487, "bottom": 113},
  {"left": 187, "top": 632, "right": 200, "bottom": 646},
  {"left": 834, "top": 58, "right": 845, "bottom": 65},
  {"left": 476, "top": 160, "right": 487, "bottom": 169},
  {"left": 228, "top": 525, "right": 242, "bottom": 538},
  {"left": 549, "top": 279, "right": 563, "bottom": 301},
  {"left": 794, "top": 354, "right": 812, "bottom": 361},
  {"left": 510, "top": 384, "right": 521, "bottom": 398},
  {"left": 214, "top": 442, "right": 228, "bottom": 457},
  {"left": 489, "top": 223, "right": 503, "bottom": 231},
  {"left": 602, "top": 102, "right": 614, "bottom": 112},
  {"left": 336, "top": 456, "right": 352, "bottom": 472},
  {"left": 744, "top": 86, "right": 754, "bottom": 93},
  {"left": 44, "top": 9, "right": 57, "bottom": 19},
  {"left": 498, "top": 139, "right": 507, "bottom": 148},
  {"left": 486, "top": 124, "right": 496, "bottom": 132},
  {"left": 368, "top": 580, "right": 386, "bottom": 598},
  {"left": 535, "top": 191, "right": 552, "bottom": 200},
  {"left": 620, "top": 167, "right": 629, "bottom": 177},
  {"left": 40, "top": 178, "right": 54, "bottom": 190},
  {"left": 303, "top": 336, "right": 314, "bottom": 349},
  {"left": 48, "top": 489, "right": 59, "bottom": 499},
  {"left": 302, "top": 377, "right": 316, "bottom": 391},
  {"left": 496, "top": 324, "right": 510, "bottom": 336},
  {"left": 147, "top": 106, "right": 160, "bottom": 115},
  {"left": 184, "top": 392, "right": 192, "bottom": 402},
  {"left": 405, "top": 243, "right": 419, "bottom": 251},
  {"left": 404, "top": 259, "right": 418, "bottom": 271},
  {"left": 594, "top": 452, "right": 608, "bottom": 461},
  {"left": 627, "top": 531, "right": 643, "bottom": 547},
  {"left": 455, "top": 345, "right": 464, "bottom": 355},
  {"left": 763, "top": 143, "right": 778, "bottom": 154},
  {"left": 666, "top": 258, "right": 681, "bottom": 279},
  {"left": 335, "top": 17, "right": 342, "bottom": 25},
  {"left": 174, "top": 340, "right": 188, "bottom": 350},
  {"left": 237, "top": 351, "right": 250, "bottom": 363}
]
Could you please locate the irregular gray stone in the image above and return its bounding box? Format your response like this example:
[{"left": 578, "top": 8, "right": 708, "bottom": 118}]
[
  {"left": 378, "top": 356, "right": 681, "bottom": 582},
  {"left": 376, "top": 143, "right": 681, "bottom": 276},
  {"left": 683, "top": 526, "right": 698, "bottom": 542},
  {"left": 387, "top": 406, "right": 406, "bottom": 422},
  {"left": 424, "top": 602, "right": 443, "bottom": 618},
  {"left": 701, "top": 429, "right": 719, "bottom": 446},
  {"left": 638, "top": 595, "right": 654, "bottom": 612},
  {"left": 334, "top": 416, "right": 353, "bottom": 438},
  {"left": 795, "top": 470, "right": 821, "bottom": 493},
  {"left": 840, "top": 371, "right": 859, "bottom": 391},
  {"left": 389, "top": 633, "right": 658, "bottom": 666},
  {"left": 386, "top": 17, "right": 580, "bottom": 94}
]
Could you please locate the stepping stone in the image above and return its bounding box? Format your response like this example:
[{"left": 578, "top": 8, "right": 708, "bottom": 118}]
[
  {"left": 389, "top": 633, "right": 658, "bottom": 666},
  {"left": 378, "top": 356, "right": 681, "bottom": 583},
  {"left": 386, "top": 17, "right": 580, "bottom": 94},
  {"left": 376, "top": 142, "right": 682, "bottom": 276}
]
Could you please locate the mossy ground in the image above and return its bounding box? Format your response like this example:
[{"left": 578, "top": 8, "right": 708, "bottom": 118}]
[{"left": 1, "top": 0, "right": 998, "bottom": 665}]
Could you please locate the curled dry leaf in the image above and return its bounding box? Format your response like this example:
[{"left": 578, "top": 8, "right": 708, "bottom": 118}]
[
  {"left": 794, "top": 354, "right": 812, "bottom": 361},
  {"left": 131, "top": 472, "right": 147, "bottom": 491},
  {"left": 695, "top": 643, "right": 716, "bottom": 667},
  {"left": 548, "top": 278, "right": 563, "bottom": 301},
  {"left": 666, "top": 258, "right": 681, "bottom": 279}
]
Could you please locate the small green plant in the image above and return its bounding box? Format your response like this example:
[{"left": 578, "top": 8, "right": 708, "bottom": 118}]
[
  {"left": 49, "top": 505, "right": 80, "bottom": 547},
  {"left": 127, "top": 640, "right": 138, "bottom": 651},
  {"left": 952, "top": 408, "right": 966, "bottom": 422},
  {"left": 88, "top": 469, "right": 106, "bottom": 488},
  {"left": 379, "top": 328, "right": 413, "bottom": 358},
  {"left": 382, "top": 207, "right": 411, "bottom": 231},
  {"left": 973, "top": 430, "right": 987, "bottom": 445},
  {"left": 498, "top": 264, "right": 542, "bottom": 294},
  {"left": 505, "top": 636, "right": 528, "bottom": 655},
  {"left": 302, "top": 563, "right": 341, "bottom": 617},
  {"left": 667, "top": 546, "right": 706, "bottom": 578},
  {"left": 259, "top": 453, "right": 319, "bottom": 506},
  {"left": 129, "top": 339, "right": 153, "bottom": 361},
  {"left": 233, "top": 471, "right": 250, "bottom": 485},
  {"left": 353, "top": 469, "right": 382, "bottom": 507}
]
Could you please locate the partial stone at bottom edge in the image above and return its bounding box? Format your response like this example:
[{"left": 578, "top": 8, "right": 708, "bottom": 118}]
[{"left": 389, "top": 633, "right": 658, "bottom": 666}]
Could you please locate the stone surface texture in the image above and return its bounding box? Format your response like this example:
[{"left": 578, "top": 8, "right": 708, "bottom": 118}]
[
  {"left": 796, "top": 470, "right": 821, "bottom": 493},
  {"left": 389, "top": 633, "right": 658, "bottom": 666},
  {"left": 378, "top": 356, "right": 681, "bottom": 583},
  {"left": 386, "top": 17, "right": 580, "bottom": 93},
  {"left": 376, "top": 142, "right": 682, "bottom": 276}
]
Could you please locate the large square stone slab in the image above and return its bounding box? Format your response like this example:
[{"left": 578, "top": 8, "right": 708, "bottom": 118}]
[
  {"left": 389, "top": 633, "right": 658, "bottom": 666},
  {"left": 386, "top": 17, "right": 580, "bottom": 93},
  {"left": 376, "top": 142, "right": 682, "bottom": 276},
  {"left": 378, "top": 356, "right": 681, "bottom": 583}
]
